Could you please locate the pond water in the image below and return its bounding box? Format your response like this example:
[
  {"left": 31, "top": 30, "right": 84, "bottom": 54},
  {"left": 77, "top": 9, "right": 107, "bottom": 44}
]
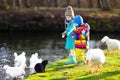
[{"left": 0, "top": 31, "right": 120, "bottom": 79}]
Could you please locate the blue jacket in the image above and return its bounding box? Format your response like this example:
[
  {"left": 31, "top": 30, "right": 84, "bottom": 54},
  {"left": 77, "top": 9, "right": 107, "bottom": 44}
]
[{"left": 64, "top": 20, "right": 76, "bottom": 49}]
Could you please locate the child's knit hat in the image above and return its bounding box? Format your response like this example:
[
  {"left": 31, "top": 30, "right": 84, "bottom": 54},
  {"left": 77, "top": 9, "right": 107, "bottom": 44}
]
[{"left": 65, "top": 6, "right": 74, "bottom": 18}]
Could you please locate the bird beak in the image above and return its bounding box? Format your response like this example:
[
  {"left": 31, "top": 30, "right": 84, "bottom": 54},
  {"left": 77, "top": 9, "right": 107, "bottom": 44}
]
[
  {"left": 100, "top": 41, "right": 104, "bottom": 45},
  {"left": 86, "top": 60, "right": 89, "bottom": 65}
]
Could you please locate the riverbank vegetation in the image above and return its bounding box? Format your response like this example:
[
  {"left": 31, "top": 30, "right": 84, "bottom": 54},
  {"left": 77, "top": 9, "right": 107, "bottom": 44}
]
[
  {"left": 0, "top": 0, "right": 120, "bottom": 33},
  {"left": 25, "top": 50, "right": 120, "bottom": 80},
  {"left": 0, "top": 8, "right": 119, "bottom": 33}
]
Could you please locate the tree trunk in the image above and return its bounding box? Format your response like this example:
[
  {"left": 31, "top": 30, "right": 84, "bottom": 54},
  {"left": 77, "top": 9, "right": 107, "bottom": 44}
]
[
  {"left": 77, "top": 0, "right": 80, "bottom": 8},
  {"left": 0, "top": 0, "right": 6, "bottom": 10},
  {"left": 39, "top": 0, "right": 44, "bottom": 7},
  {"left": 53, "top": 0, "right": 58, "bottom": 7},
  {"left": 66, "top": 0, "right": 70, "bottom": 5},
  {"left": 88, "top": 0, "right": 93, "bottom": 8},
  {"left": 26, "top": 0, "right": 30, "bottom": 7},
  {"left": 19, "top": 0, "right": 22, "bottom": 7},
  {"left": 101, "top": 0, "right": 111, "bottom": 10},
  {"left": 13, "top": 0, "right": 16, "bottom": 7},
  {"left": 2, "top": 0, "right": 8, "bottom": 10},
  {"left": 97, "top": 0, "right": 101, "bottom": 8}
]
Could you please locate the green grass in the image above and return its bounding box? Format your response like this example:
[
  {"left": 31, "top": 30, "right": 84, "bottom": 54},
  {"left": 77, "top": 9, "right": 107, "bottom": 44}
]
[{"left": 25, "top": 51, "right": 120, "bottom": 80}]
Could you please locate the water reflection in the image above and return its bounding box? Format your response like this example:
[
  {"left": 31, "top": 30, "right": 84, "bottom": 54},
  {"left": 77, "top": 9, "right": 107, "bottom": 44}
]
[{"left": 0, "top": 32, "right": 68, "bottom": 60}]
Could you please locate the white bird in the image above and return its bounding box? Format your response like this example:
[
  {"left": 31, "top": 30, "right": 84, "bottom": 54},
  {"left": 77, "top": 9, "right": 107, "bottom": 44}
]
[
  {"left": 14, "top": 52, "right": 26, "bottom": 67},
  {"left": 3, "top": 64, "right": 26, "bottom": 80},
  {"left": 101, "top": 36, "right": 120, "bottom": 55},
  {"left": 101, "top": 36, "right": 120, "bottom": 50},
  {"left": 29, "top": 53, "right": 42, "bottom": 74},
  {"left": 2, "top": 52, "right": 27, "bottom": 80},
  {"left": 86, "top": 48, "right": 105, "bottom": 74}
]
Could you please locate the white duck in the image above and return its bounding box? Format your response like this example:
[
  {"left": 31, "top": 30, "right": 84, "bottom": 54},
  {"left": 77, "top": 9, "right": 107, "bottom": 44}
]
[
  {"left": 14, "top": 52, "right": 26, "bottom": 67},
  {"left": 4, "top": 52, "right": 27, "bottom": 79},
  {"left": 3, "top": 64, "right": 26, "bottom": 80},
  {"left": 86, "top": 48, "right": 105, "bottom": 74},
  {"left": 101, "top": 36, "right": 120, "bottom": 55}
]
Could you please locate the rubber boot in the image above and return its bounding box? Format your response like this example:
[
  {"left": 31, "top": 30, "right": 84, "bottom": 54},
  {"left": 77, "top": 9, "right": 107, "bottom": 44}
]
[{"left": 65, "top": 54, "right": 77, "bottom": 64}]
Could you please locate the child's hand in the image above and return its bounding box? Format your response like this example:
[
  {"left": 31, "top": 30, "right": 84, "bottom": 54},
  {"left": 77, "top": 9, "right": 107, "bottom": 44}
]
[
  {"left": 74, "top": 23, "right": 78, "bottom": 27},
  {"left": 71, "top": 34, "right": 74, "bottom": 39},
  {"left": 62, "top": 32, "right": 66, "bottom": 38}
]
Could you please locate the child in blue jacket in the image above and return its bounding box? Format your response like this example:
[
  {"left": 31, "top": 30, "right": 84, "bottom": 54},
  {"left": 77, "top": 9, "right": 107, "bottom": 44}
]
[{"left": 62, "top": 6, "right": 77, "bottom": 64}]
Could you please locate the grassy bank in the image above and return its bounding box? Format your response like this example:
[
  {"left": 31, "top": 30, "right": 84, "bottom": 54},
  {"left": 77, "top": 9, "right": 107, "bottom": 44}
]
[
  {"left": 0, "top": 8, "right": 120, "bottom": 32},
  {"left": 25, "top": 50, "right": 120, "bottom": 80}
]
